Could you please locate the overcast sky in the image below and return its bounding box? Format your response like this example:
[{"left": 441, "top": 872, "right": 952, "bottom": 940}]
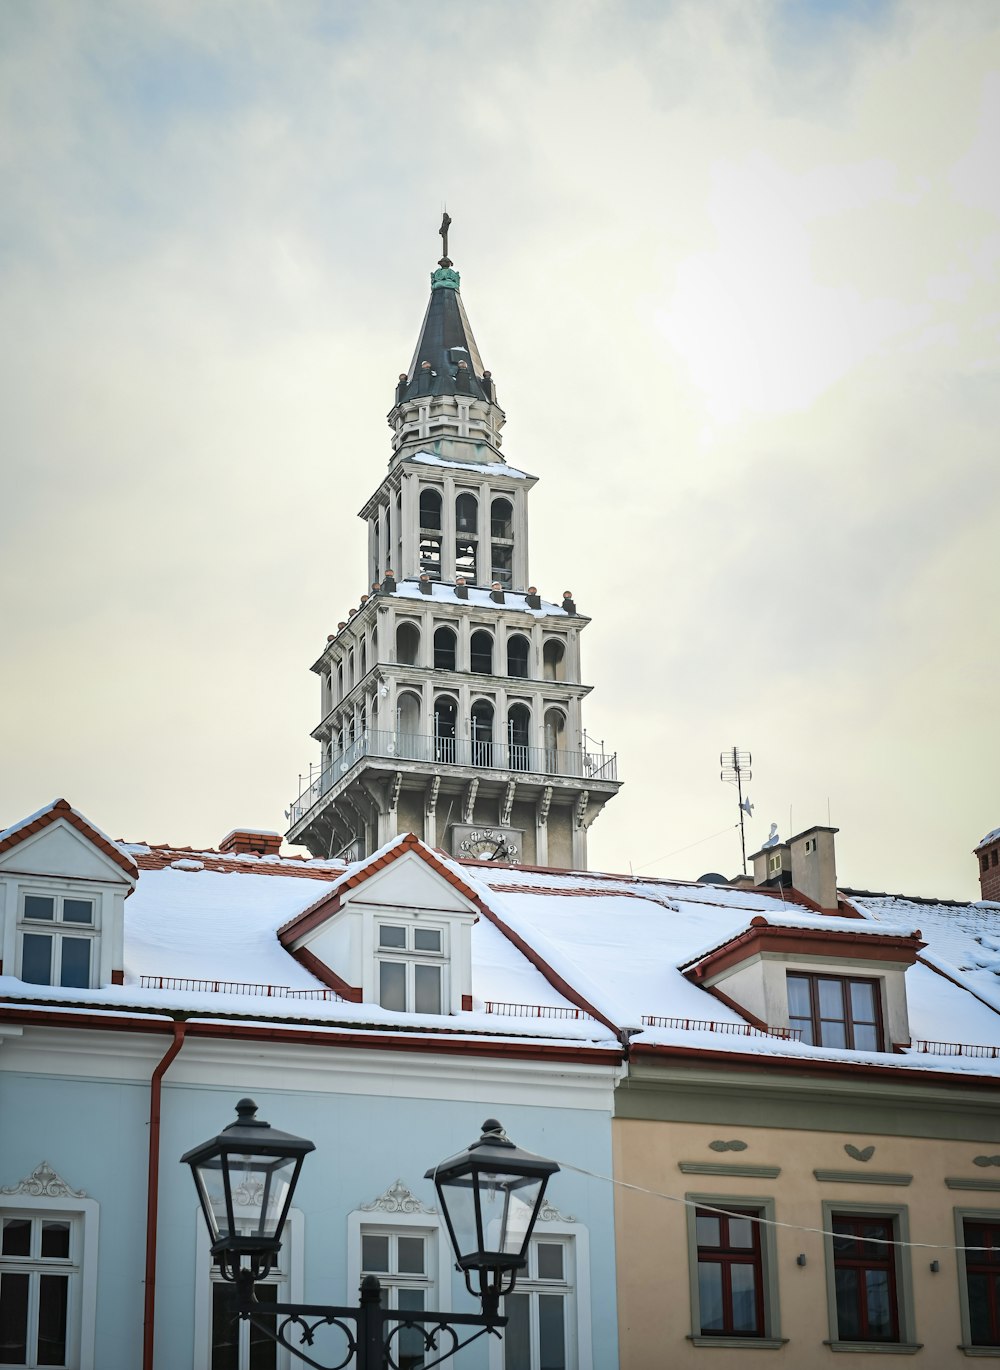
[{"left": 2, "top": 0, "right": 997, "bottom": 899}]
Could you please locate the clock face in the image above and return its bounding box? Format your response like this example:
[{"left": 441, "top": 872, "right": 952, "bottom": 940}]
[{"left": 458, "top": 828, "right": 520, "bottom": 864}]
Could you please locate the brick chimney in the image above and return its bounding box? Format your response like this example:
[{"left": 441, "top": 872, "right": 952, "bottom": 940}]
[
  {"left": 220, "top": 829, "right": 282, "bottom": 857},
  {"left": 976, "top": 827, "right": 1000, "bottom": 902}
]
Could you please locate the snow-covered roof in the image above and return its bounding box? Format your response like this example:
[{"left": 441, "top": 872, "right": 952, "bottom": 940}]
[
  {"left": 976, "top": 826, "right": 1000, "bottom": 851},
  {"left": 0, "top": 798, "right": 137, "bottom": 878},
  {"left": 404, "top": 451, "right": 535, "bottom": 481},
  {"left": 389, "top": 580, "right": 574, "bottom": 620}
]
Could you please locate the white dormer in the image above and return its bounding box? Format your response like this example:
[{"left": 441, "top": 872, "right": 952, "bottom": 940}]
[
  {"left": 0, "top": 800, "right": 137, "bottom": 990},
  {"left": 279, "top": 836, "right": 479, "bottom": 1014}
]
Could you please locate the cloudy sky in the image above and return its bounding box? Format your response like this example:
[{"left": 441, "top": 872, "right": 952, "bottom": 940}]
[{"left": 2, "top": 0, "right": 997, "bottom": 899}]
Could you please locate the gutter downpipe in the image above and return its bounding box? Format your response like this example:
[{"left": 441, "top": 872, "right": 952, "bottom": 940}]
[{"left": 143, "top": 1021, "right": 186, "bottom": 1370}]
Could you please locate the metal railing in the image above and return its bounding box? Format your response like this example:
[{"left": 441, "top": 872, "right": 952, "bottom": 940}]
[
  {"left": 139, "top": 975, "right": 344, "bottom": 1002},
  {"left": 911, "top": 1039, "right": 1000, "bottom": 1059},
  {"left": 483, "top": 1001, "right": 596, "bottom": 1020},
  {"left": 640, "top": 1015, "right": 803, "bottom": 1041},
  {"left": 289, "top": 729, "right": 617, "bottom": 824}
]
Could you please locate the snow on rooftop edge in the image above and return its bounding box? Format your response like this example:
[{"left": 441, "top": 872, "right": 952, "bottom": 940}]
[{"left": 405, "top": 451, "right": 534, "bottom": 479}]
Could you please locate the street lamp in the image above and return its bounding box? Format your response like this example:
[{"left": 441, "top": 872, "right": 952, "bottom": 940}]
[{"left": 182, "top": 1101, "right": 559, "bottom": 1370}]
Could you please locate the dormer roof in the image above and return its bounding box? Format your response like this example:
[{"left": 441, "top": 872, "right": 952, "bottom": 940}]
[{"left": 0, "top": 798, "right": 137, "bottom": 882}]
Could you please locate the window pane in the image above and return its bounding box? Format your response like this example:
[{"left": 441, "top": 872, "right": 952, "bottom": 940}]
[
  {"left": 395, "top": 1288, "right": 426, "bottom": 1369},
  {"left": 850, "top": 981, "right": 876, "bottom": 1021},
  {"left": 397, "top": 1236, "right": 425, "bottom": 1275},
  {"left": 537, "top": 1242, "right": 564, "bottom": 1281},
  {"left": 698, "top": 1261, "right": 724, "bottom": 1331},
  {"left": 503, "top": 1293, "right": 530, "bottom": 1369},
  {"left": 211, "top": 1282, "right": 240, "bottom": 1370},
  {"left": 63, "top": 899, "right": 94, "bottom": 925},
  {"left": 362, "top": 1234, "right": 390, "bottom": 1272},
  {"left": 414, "top": 964, "right": 441, "bottom": 1015},
  {"left": 787, "top": 975, "right": 811, "bottom": 1017},
  {"left": 0, "top": 1271, "right": 29, "bottom": 1365},
  {"left": 817, "top": 979, "right": 844, "bottom": 1019},
  {"left": 60, "top": 937, "right": 91, "bottom": 989},
  {"left": 968, "top": 1272, "right": 997, "bottom": 1346},
  {"left": 730, "top": 1263, "right": 759, "bottom": 1333},
  {"left": 864, "top": 1269, "right": 893, "bottom": 1340},
  {"left": 854, "top": 1024, "right": 879, "bottom": 1052},
  {"left": 36, "top": 1275, "right": 68, "bottom": 1366},
  {"left": 1, "top": 1219, "right": 31, "bottom": 1257},
  {"left": 727, "top": 1217, "right": 754, "bottom": 1249},
  {"left": 22, "top": 932, "right": 53, "bottom": 985},
  {"left": 379, "top": 926, "right": 407, "bottom": 949},
  {"left": 696, "top": 1215, "right": 721, "bottom": 1248},
  {"left": 538, "top": 1294, "right": 567, "bottom": 1370},
  {"left": 24, "top": 895, "right": 54, "bottom": 921},
  {"left": 413, "top": 928, "right": 441, "bottom": 953},
  {"left": 380, "top": 962, "right": 406, "bottom": 1012},
  {"left": 40, "top": 1222, "right": 70, "bottom": 1260},
  {"left": 835, "top": 1266, "right": 862, "bottom": 1339},
  {"left": 820, "top": 1019, "right": 847, "bottom": 1049}
]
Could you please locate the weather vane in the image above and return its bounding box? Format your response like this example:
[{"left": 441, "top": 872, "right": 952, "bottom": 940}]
[{"left": 439, "top": 211, "right": 452, "bottom": 267}]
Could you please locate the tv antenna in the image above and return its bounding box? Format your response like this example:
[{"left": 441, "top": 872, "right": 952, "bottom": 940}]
[{"left": 720, "top": 745, "right": 753, "bottom": 874}]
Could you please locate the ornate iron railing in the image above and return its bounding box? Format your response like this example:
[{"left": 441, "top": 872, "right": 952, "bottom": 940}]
[
  {"left": 483, "top": 1001, "right": 595, "bottom": 1020},
  {"left": 289, "top": 729, "right": 617, "bottom": 824},
  {"left": 911, "top": 1039, "right": 1000, "bottom": 1059}
]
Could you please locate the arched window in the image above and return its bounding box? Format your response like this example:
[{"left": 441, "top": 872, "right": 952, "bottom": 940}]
[
  {"left": 419, "top": 489, "right": 442, "bottom": 531},
  {"left": 507, "top": 634, "right": 530, "bottom": 679},
  {"left": 433, "top": 626, "right": 457, "bottom": 672},
  {"left": 470, "top": 630, "right": 494, "bottom": 675},
  {"left": 471, "top": 700, "right": 495, "bottom": 767},
  {"left": 336, "top": 663, "right": 344, "bottom": 700},
  {"left": 491, "top": 498, "right": 514, "bottom": 589},
  {"left": 507, "top": 704, "right": 532, "bottom": 772},
  {"left": 434, "top": 696, "right": 458, "bottom": 764},
  {"left": 372, "top": 520, "right": 380, "bottom": 578},
  {"left": 543, "top": 639, "right": 566, "bottom": 682},
  {"left": 395, "top": 692, "right": 421, "bottom": 760},
  {"left": 544, "top": 708, "right": 567, "bottom": 774},
  {"left": 359, "top": 638, "right": 367, "bottom": 679},
  {"left": 456, "top": 493, "right": 478, "bottom": 534},
  {"left": 347, "top": 650, "right": 355, "bottom": 689},
  {"left": 491, "top": 498, "right": 513, "bottom": 539},
  {"left": 396, "top": 622, "right": 420, "bottom": 666}
]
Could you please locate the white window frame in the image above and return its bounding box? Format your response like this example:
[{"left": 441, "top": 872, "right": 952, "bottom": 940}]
[
  {"left": 16, "top": 888, "right": 101, "bottom": 990},
  {"left": 0, "top": 1178, "right": 99, "bottom": 1370},
  {"left": 346, "top": 1202, "right": 449, "bottom": 1314},
  {"left": 375, "top": 920, "right": 449, "bottom": 1015},
  {"left": 488, "top": 1219, "right": 592, "bottom": 1370},
  {"left": 193, "top": 1207, "right": 303, "bottom": 1370}
]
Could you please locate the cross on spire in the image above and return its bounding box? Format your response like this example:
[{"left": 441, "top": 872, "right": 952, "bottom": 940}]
[{"left": 438, "top": 211, "right": 453, "bottom": 267}]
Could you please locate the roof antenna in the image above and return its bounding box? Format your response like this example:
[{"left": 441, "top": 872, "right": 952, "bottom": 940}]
[
  {"left": 439, "top": 210, "right": 453, "bottom": 268},
  {"left": 719, "top": 745, "right": 752, "bottom": 874}
]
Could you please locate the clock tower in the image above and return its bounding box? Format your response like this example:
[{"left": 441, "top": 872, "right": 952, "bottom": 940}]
[{"left": 286, "top": 223, "right": 621, "bottom": 869}]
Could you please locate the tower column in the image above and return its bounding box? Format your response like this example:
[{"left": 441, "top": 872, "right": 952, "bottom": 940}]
[
  {"left": 402, "top": 472, "right": 419, "bottom": 579},
  {"left": 478, "top": 480, "right": 491, "bottom": 585},
  {"left": 442, "top": 475, "right": 456, "bottom": 581},
  {"left": 513, "top": 484, "right": 529, "bottom": 589}
]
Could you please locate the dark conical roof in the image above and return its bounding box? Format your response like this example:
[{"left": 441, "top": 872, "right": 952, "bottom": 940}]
[{"left": 396, "top": 264, "right": 497, "bottom": 407}]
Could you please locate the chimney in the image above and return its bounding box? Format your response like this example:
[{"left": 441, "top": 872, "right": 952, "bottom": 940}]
[
  {"left": 788, "top": 826, "right": 839, "bottom": 911},
  {"left": 750, "top": 838, "right": 791, "bottom": 889},
  {"left": 976, "top": 826, "right": 1000, "bottom": 901},
  {"left": 220, "top": 829, "right": 282, "bottom": 858}
]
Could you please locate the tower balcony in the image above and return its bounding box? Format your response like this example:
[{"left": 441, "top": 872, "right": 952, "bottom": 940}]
[{"left": 288, "top": 728, "right": 617, "bottom": 829}]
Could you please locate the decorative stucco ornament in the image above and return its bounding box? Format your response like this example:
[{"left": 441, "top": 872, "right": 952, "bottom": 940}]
[
  {"left": 430, "top": 266, "right": 461, "bottom": 292},
  {"left": 359, "top": 1179, "right": 437, "bottom": 1215},
  {"left": 844, "top": 1144, "right": 876, "bottom": 1163},
  {"left": 973, "top": 1155, "right": 1000, "bottom": 1167},
  {"left": 1, "top": 1160, "right": 87, "bottom": 1198},
  {"left": 536, "top": 1198, "right": 578, "bottom": 1224},
  {"left": 708, "top": 1140, "right": 748, "bottom": 1153}
]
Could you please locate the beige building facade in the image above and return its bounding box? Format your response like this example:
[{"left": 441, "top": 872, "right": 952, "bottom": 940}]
[{"left": 614, "top": 1050, "right": 1000, "bottom": 1365}]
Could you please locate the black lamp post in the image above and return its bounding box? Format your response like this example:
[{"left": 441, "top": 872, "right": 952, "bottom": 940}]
[{"left": 182, "top": 1101, "right": 559, "bottom": 1370}]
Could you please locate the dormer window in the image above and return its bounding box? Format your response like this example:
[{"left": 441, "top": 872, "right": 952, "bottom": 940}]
[
  {"left": 377, "top": 922, "right": 446, "bottom": 1014},
  {"left": 787, "top": 973, "right": 883, "bottom": 1051},
  {"left": 19, "top": 891, "right": 98, "bottom": 988},
  {"left": 768, "top": 854, "right": 781, "bottom": 873}
]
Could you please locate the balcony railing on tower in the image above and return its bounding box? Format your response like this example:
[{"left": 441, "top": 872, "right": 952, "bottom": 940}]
[{"left": 288, "top": 729, "right": 617, "bottom": 826}]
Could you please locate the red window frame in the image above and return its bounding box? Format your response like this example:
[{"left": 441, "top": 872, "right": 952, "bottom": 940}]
[
  {"left": 964, "top": 1219, "right": 1000, "bottom": 1346},
  {"left": 695, "top": 1207, "right": 766, "bottom": 1338},
  {"left": 787, "top": 972, "right": 884, "bottom": 1051},
  {"left": 832, "top": 1214, "right": 899, "bottom": 1342}
]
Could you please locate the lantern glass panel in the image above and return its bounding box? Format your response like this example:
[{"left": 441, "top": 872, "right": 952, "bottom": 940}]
[
  {"left": 192, "top": 1157, "right": 231, "bottom": 1245},
  {"left": 230, "top": 1153, "right": 299, "bottom": 1242},
  {"left": 492, "top": 1175, "right": 544, "bottom": 1259},
  {"left": 441, "top": 1178, "right": 481, "bottom": 1260}
]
